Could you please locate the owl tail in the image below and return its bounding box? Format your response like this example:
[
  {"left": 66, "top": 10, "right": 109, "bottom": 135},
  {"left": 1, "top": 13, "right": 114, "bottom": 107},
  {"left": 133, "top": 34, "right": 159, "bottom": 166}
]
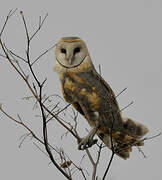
[
  {"left": 97, "top": 117, "right": 148, "bottom": 160},
  {"left": 122, "top": 117, "right": 149, "bottom": 140},
  {"left": 97, "top": 131, "right": 132, "bottom": 159}
]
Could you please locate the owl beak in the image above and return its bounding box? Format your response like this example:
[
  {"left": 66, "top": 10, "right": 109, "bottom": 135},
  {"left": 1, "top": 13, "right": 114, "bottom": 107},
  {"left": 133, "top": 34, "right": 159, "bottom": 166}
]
[
  {"left": 66, "top": 54, "right": 74, "bottom": 65},
  {"left": 68, "top": 57, "right": 74, "bottom": 65}
]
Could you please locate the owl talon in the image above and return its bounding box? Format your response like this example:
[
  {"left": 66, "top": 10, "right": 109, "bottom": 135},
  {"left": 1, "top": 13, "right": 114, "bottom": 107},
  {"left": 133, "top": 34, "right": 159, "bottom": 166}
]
[{"left": 78, "top": 138, "right": 98, "bottom": 150}]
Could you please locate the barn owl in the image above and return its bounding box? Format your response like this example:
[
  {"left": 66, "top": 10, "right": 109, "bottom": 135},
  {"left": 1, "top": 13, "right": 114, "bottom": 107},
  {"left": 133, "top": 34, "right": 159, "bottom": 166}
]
[{"left": 54, "top": 37, "right": 148, "bottom": 159}]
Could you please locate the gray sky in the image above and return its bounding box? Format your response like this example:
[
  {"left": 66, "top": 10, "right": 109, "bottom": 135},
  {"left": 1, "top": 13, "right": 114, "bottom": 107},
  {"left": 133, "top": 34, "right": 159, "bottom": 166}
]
[{"left": 0, "top": 0, "right": 162, "bottom": 179}]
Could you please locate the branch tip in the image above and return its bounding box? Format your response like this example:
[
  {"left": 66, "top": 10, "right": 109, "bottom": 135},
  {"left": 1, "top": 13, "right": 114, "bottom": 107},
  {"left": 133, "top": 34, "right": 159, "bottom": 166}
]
[{"left": 20, "top": 11, "right": 23, "bottom": 15}]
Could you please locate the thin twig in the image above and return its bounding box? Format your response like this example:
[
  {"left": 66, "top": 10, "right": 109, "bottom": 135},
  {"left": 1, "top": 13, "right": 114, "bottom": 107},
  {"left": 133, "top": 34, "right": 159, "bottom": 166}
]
[
  {"left": 31, "top": 44, "right": 56, "bottom": 66},
  {"left": 55, "top": 103, "right": 71, "bottom": 116},
  {"left": 61, "top": 150, "right": 72, "bottom": 178},
  {"left": 102, "top": 112, "right": 116, "bottom": 180},
  {"left": 144, "top": 132, "right": 161, "bottom": 140},
  {"left": 6, "top": 49, "right": 27, "bottom": 77},
  {"left": 33, "top": 142, "right": 49, "bottom": 157},
  {"left": 19, "top": 133, "right": 31, "bottom": 148},
  {"left": 0, "top": 52, "right": 7, "bottom": 58},
  {"left": 46, "top": 103, "right": 60, "bottom": 120},
  {"left": 96, "top": 143, "right": 103, "bottom": 165},
  {"left": 98, "top": 64, "right": 101, "bottom": 76},
  {"left": 20, "top": 11, "right": 30, "bottom": 42},
  {"left": 1, "top": 42, "right": 27, "bottom": 81},
  {"left": 0, "top": 9, "right": 17, "bottom": 37},
  {"left": 119, "top": 101, "right": 134, "bottom": 112},
  {"left": 65, "top": 153, "right": 87, "bottom": 180},
  {"left": 91, "top": 143, "right": 103, "bottom": 180},
  {"left": 137, "top": 147, "right": 147, "bottom": 158},
  {"left": 29, "top": 13, "right": 48, "bottom": 41},
  {"left": 9, "top": 50, "right": 27, "bottom": 63},
  {"left": 102, "top": 151, "right": 115, "bottom": 180},
  {"left": 72, "top": 110, "right": 98, "bottom": 180},
  {"left": 116, "top": 87, "right": 128, "bottom": 98},
  {"left": 86, "top": 149, "right": 95, "bottom": 167}
]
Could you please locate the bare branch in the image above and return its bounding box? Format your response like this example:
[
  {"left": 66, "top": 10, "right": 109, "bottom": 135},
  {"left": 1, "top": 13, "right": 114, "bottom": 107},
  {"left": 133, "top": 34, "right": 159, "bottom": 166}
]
[
  {"left": 102, "top": 151, "right": 115, "bottom": 180},
  {"left": 144, "top": 132, "right": 161, "bottom": 140},
  {"left": 0, "top": 42, "right": 27, "bottom": 81},
  {"left": 0, "top": 105, "right": 22, "bottom": 124},
  {"left": 98, "top": 64, "right": 101, "bottom": 76},
  {"left": 55, "top": 103, "right": 71, "bottom": 116},
  {"left": 102, "top": 112, "right": 116, "bottom": 180},
  {"left": 60, "top": 150, "right": 72, "bottom": 178},
  {"left": 91, "top": 143, "right": 104, "bottom": 180},
  {"left": 20, "top": 11, "right": 30, "bottom": 42},
  {"left": 86, "top": 149, "right": 95, "bottom": 166},
  {"left": 6, "top": 48, "right": 27, "bottom": 77},
  {"left": 137, "top": 146, "right": 147, "bottom": 158},
  {"left": 0, "top": 9, "right": 17, "bottom": 37},
  {"left": 0, "top": 52, "right": 7, "bottom": 58},
  {"left": 9, "top": 50, "right": 27, "bottom": 63},
  {"left": 69, "top": 158, "right": 87, "bottom": 180},
  {"left": 33, "top": 142, "right": 49, "bottom": 157},
  {"left": 116, "top": 87, "right": 128, "bottom": 98},
  {"left": 19, "top": 133, "right": 31, "bottom": 148},
  {"left": 29, "top": 13, "right": 48, "bottom": 41},
  {"left": 119, "top": 101, "right": 134, "bottom": 112},
  {"left": 96, "top": 143, "right": 103, "bottom": 165}
]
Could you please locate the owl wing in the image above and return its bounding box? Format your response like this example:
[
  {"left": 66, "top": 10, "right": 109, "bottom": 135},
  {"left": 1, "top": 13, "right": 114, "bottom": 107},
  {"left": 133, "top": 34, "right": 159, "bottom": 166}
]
[{"left": 70, "top": 69, "right": 123, "bottom": 132}]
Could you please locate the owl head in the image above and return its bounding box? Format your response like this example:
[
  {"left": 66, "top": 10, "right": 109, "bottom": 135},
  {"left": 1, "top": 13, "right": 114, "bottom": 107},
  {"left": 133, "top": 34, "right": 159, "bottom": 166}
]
[{"left": 54, "top": 37, "right": 93, "bottom": 73}]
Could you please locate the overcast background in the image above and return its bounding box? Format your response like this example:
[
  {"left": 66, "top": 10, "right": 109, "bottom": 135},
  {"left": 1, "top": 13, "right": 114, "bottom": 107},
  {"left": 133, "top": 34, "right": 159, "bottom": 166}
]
[{"left": 0, "top": 0, "right": 162, "bottom": 179}]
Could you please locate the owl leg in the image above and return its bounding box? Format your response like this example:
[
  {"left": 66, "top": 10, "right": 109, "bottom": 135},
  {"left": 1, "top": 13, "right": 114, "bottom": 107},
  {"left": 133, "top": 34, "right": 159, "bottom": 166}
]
[{"left": 78, "top": 124, "right": 100, "bottom": 150}]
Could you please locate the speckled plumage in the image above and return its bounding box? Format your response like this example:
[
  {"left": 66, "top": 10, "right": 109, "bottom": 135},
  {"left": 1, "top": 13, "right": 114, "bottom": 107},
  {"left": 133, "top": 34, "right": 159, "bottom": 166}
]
[{"left": 54, "top": 37, "right": 148, "bottom": 159}]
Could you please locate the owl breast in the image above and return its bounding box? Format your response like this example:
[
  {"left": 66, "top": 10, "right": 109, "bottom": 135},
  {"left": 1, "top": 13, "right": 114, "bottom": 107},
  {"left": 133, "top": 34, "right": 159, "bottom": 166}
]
[{"left": 61, "top": 72, "right": 100, "bottom": 110}]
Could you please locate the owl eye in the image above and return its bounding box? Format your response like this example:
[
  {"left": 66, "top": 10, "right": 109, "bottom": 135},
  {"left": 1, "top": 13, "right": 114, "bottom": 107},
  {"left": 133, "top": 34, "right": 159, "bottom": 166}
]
[
  {"left": 73, "top": 47, "right": 80, "bottom": 54},
  {"left": 61, "top": 48, "right": 66, "bottom": 54}
]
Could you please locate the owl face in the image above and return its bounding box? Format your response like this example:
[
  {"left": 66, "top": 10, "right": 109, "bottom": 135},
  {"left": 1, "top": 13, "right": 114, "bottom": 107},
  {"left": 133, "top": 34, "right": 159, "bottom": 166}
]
[{"left": 55, "top": 37, "right": 88, "bottom": 68}]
